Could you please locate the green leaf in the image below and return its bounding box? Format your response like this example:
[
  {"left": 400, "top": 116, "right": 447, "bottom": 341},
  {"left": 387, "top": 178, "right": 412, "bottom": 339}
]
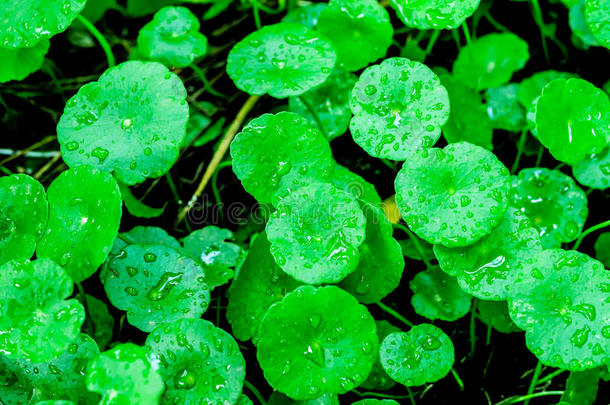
[
  {"left": 268, "top": 392, "right": 339, "bottom": 405},
  {"left": 436, "top": 68, "right": 493, "bottom": 150},
  {"left": 510, "top": 168, "right": 588, "bottom": 248},
  {"left": 137, "top": 6, "right": 208, "bottom": 68},
  {"left": 395, "top": 142, "right": 510, "bottom": 247},
  {"left": 80, "top": 0, "right": 119, "bottom": 23},
  {"left": 57, "top": 61, "right": 189, "bottom": 185},
  {"left": 227, "top": 232, "right": 302, "bottom": 342},
  {"left": 289, "top": 69, "right": 358, "bottom": 140},
  {"left": 585, "top": 0, "right": 610, "bottom": 49},
  {"left": 256, "top": 285, "right": 378, "bottom": 399},
  {"left": 34, "top": 401, "right": 77, "bottom": 405},
  {"left": 399, "top": 236, "right": 434, "bottom": 262},
  {"left": 104, "top": 243, "right": 210, "bottom": 332},
  {"left": 86, "top": 343, "right": 164, "bottom": 405},
  {"left": 352, "top": 400, "right": 399, "bottom": 405},
  {"left": 0, "top": 174, "right": 48, "bottom": 264},
  {"left": 410, "top": 266, "right": 472, "bottom": 321},
  {"left": 282, "top": 3, "right": 327, "bottom": 29},
  {"left": 559, "top": 369, "right": 600, "bottom": 405},
  {"left": 569, "top": 2, "right": 599, "bottom": 49},
  {"left": 85, "top": 295, "right": 115, "bottom": 350},
  {"left": 181, "top": 111, "right": 212, "bottom": 148},
  {"left": 145, "top": 318, "right": 245, "bottom": 405},
  {"left": 380, "top": 324, "right": 454, "bottom": 386},
  {"left": 266, "top": 183, "right": 366, "bottom": 284},
  {"left": 118, "top": 182, "right": 164, "bottom": 218},
  {"left": 453, "top": 33, "right": 529, "bottom": 91},
  {"left": 227, "top": 23, "right": 337, "bottom": 98},
  {"left": 0, "top": 40, "right": 49, "bottom": 83},
  {"left": 517, "top": 70, "right": 577, "bottom": 109},
  {"left": 594, "top": 232, "right": 610, "bottom": 267},
  {"left": 573, "top": 147, "right": 610, "bottom": 189},
  {"left": 193, "top": 117, "right": 225, "bottom": 148},
  {"left": 485, "top": 84, "right": 527, "bottom": 132},
  {"left": 126, "top": 0, "right": 177, "bottom": 16},
  {"left": 317, "top": 0, "right": 393, "bottom": 71},
  {"left": 434, "top": 207, "right": 542, "bottom": 300},
  {"left": 330, "top": 163, "right": 382, "bottom": 205},
  {"left": 182, "top": 226, "right": 245, "bottom": 288},
  {"left": 0, "top": 0, "right": 86, "bottom": 48},
  {"left": 349, "top": 57, "right": 450, "bottom": 160},
  {"left": 359, "top": 321, "right": 400, "bottom": 391},
  {"left": 534, "top": 78, "right": 610, "bottom": 165},
  {"left": 339, "top": 203, "right": 404, "bottom": 304},
  {"left": 230, "top": 112, "right": 334, "bottom": 205},
  {"left": 477, "top": 300, "right": 521, "bottom": 334},
  {"left": 508, "top": 249, "right": 610, "bottom": 371},
  {"left": 37, "top": 166, "right": 122, "bottom": 282},
  {"left": 0, "top": 259, "right": 84, "bottom": 363},
  {"left": 389, "top": 0, "right": 481, "bottom": 29}
]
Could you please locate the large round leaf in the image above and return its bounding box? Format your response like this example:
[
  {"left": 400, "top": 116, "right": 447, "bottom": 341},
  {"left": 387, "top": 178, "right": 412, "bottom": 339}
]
[
  {"left": 0, "top": 40, "right": 49, "bottom": 83},
  {"left": 434, "top": 207, "right": 543, "bottom": 300},
  {"left": 453, "top": 33, "right": 529, "bottom": 91},
  {"left": 573, "top": 147, "right": 610, "bottom": 189},
  {"left": 410, "top": 266, "right": 472, "bottom": 321},
  {"left": 389, "top": 0, "right": 481, "bottom": 30},
  {"left": 57, "top": 61, "right": 189, "bottom": 185},
  {"left": 257, "top": 286, "right": 378, "bottom": 399},
  {"left": 266, "top": 183, "right": 366, "bottom": 284},
  {"left": 226, "top": 232, "right": 302, "bottom": 342},
  {"left": 508, "top": 249, "right": 610, "bottom": 371},
  {"left": 230, "top": 112, "right": 334, "bottom": 205},
  {"left": 317, "top": 0, "right": 393, "bottom": 71},
  {"left": 350, "top": 57, "right": 450, "bottom": 160},
  {"left": 0, "top": 174, "right": 48, "bottom": 264},
  {"left": 104, "top": 243, "right": 210, "bottom": 332},
  {"left": 534, "top": 78, "right": 610, "bottom": 165},
  {"left": 380, "top": 324, "right": 454, "bottom": 386},
  {"left": 395, "top": 142, "right": 511, "bottom": 247},
  {"left": 359, "top": 321, "right": 399, "bottom": 391},
  {"left": 226, "top": 23, "right": 336, "bottom": 98},
  {"left": 585, "top": 0, "right": 610, "bottom": 49},
  {"left": 145, "top": 318, "right": 246, "bottom": 405},
  {"left": 86, "top": 343, "right": 164, "bottom": 405},
  {"left": 510, "top": 168, "right": 588, "bottom": 248},
  {"left": 0, "top": 259, "right": 84, "bottom": 363},
  {"left": 0, "top": 0, "right": 86, "bottom": 48},
  {"left": 37, "top": 166, "right": 121, "bottom": 282},
  {"left": 137, "top": 6, "right": 208, "bottom": 68},
  {"left": 339, "top": 203, "right": 404, "bottom": 304}
]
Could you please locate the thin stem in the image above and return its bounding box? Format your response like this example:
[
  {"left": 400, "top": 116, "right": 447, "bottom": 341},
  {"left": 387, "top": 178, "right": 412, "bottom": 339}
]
[
  {"left": 535, "top": 147, "right": 544, "bottom": 167},
  {"left": 528, "top": 0, "right": 550, "bottom": 64},
  {"left": 190, "top": 64, "right": 228, "bottom": 99},
  {"left": 352, "top": 390, "right": 418, "bottom": 400},
  {"left": 524, "top": 361, "right": 543, "bottom": 405},
  {"left": 573, "top": 219, "right": 610, "bottom": 250},
  {"left": 423, "top": 30, "right": 441, "bottom": 58},
  {"left": 244, "top": 380, "right": 267, "bottom": 405},
  {"left": 0, "top": 135, "right": 56, "bottom": 165},
  {"left": 469, "top": 300, "right": 477, "bottom": 357},
  {"left": 392, "top": 223, "right": 432, "bottom": 269},
  {"left": 495, "top": 391, "right": 563, "bottom": 405},
  {"left": 511, "top": 129, "right": 528, "bottom": 174},
  {"left": 451, "top": 368, "right": 465, "bottom": 391},
  {"left": 165, "top": 173, "right": 182, "bottom": 204},
  {"left": 176, "top": 95, "right": 260, "bottom": 225},
  {"left": 535, "top": 369, "right": 565, "bottom": 386},
  {"left": 406, "top": 387, "right": 417, "bottom": 405},
  {"left": 299, "top": 95, "right": 328, "bottom": 139},
  {"left": 485, "top": 324, "right": 492, "bottom": 345},
  {"left": 75, "top": 15, "right": 116, "bottom": 67},
  {"left": 211, "top": 160, "right": 233, "bottom": 222},
  {"left": 76, "top": 282, "right": 96, "bottom": 337},
  {"left": 462, "top": 21, "right": 472, "bottom": 45},
  {"left": 376, "top": 301, "right": 415, "bottom": 328},
  {"left": 251, "top": 0, "right": 262, "bottom": 29},
  {"left": 484, "top": 12, "right": 510, "bottom": 32},
  {"left": 117, "top": 233, "right": 136, "bottom": 245}
]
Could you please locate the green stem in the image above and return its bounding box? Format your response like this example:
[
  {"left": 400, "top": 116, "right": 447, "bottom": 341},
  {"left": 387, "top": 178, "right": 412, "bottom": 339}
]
[
  {"left": 75, "top": 15, "right": 116, "bottom": 67},
  {"left": 511, "top": 129, "right": 528, "bottom": 174},
  {"left": 469, "top": 300, "right": 477, "bottom": 357},
  {"left": 352, "top": 390, "right": 418, "bottom": 400},
  {"left": 423, "top": 30, "right": 441, "bottom": 58},
  {"left": 495, "top": 391, "right": 563, "bottom": 405},
  {"left": 528, "top": 0, "right": 550, "bottom": 64},
  {"left": 462, "top": 21, "right": 472, "bottom": 45},
  {"left": 573, "top": 219, "right": 610, "bottom": 250},
  {"left": 535, "top": 369, "right": 565, "bottom": 387},
  {"left": 524, "top": 361, "right": 543, "bottom": 405},
  {"left": 299, "top": 95, "right": 328, "bottom": 139},
  {"left": 406, "top": 387, "right": 417, "bottom": 405},
  {"left": 392, "top": 223, "right": 432, "bottom": 269},
  {"left": 451, "top": 368, "right": 464, "bottom": 391},
  {"left": 190, "top": 64, "right": 228, "bottom": 99},
  {"left": 76, "top": 282, "right": 96, "bottom": 337},
  {"left": 117, "top": 233, "right": 136, "bottom": 245},
  {"left": 211, "top": 160, "right": 233, "bottom": 221},
  {"left": 244, "top": 380, "right": 267, "bottom": 405},
  {"left": 535, "top": 147, "right": 544, "bottom": 167},
  {"left": 165, "top": 173, "right": 181, "bottom": 204},
  {"left": 376, "top": 302, "right": 415, "bottom": 328},
  {"left": 251, "top": 0, "right": 262, "bottom": 29},
  {"left": 484, "top": 12, "right": 510, "bottom": 32},
  {"left": 485, "top": 324, "right": 492, "bottom": 345}
]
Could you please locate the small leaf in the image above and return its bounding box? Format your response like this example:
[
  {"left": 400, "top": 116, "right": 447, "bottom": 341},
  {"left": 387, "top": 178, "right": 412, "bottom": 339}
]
[
  {"left": 517, "top": 70, "right": 577, "bottom": 109},
  {"left": 594, "top": 232, "right": 610, "bottom": 267},
  {"left": 359, "top": 320, "right": 400, "bottom": 391},
  {"left": 410, "top": 266, "right": 472, "bottom": 321},
  {"left": 585, "top": 0, "right": 610, "bottom": 49},
  {"left": 118, "top": 182, "right": 164, "bottom": 218},
  {"left": 559, "top": 369, "right": 600, "bottom": 405},
  {"left": 389, "top": 0, "right": 481, "bottom": 30},
  {"left": 85, "top": 295, "right": 115, "bottom": 350},
  {"left": 477, "top": 300, "right": 521, "bottom": 334},
  {"left": 0, "top": 40, "right": 49, "bottom": 83},
  {"left": 282, "top": 3, "right": 327, "bottom": 29},
  {"left": 573, "top": 147, "right": 610, "bottom": 189},
  {"left": 485, "top": 84, "right": 527, "bottom": 133}
]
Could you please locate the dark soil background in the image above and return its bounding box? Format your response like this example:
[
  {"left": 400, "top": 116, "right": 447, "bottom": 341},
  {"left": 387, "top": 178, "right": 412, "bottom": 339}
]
[{"left": 1, "top": 0, "right": 609, "bottom": 403}]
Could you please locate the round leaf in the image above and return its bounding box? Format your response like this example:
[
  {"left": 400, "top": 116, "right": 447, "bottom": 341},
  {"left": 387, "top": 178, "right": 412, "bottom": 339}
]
[
  {"left": 573, "top": 147, "right": 610, "bottom": 189},
  {"left": 349, "top": 57, "right": 450, "bottom": 160},
  {"left": 230, "top": 111, "right": 334, "bottom": 205},
  {"left": 534, "top": 78, "right": 610, "bottom": 165},
  {"left": 352, "top": 400, "right": 399, "bottom": 405},
  {"left": 569, "top": 2, "right": 599, "bottom": 49},
  {"left": 57, "top": 61, "right": 189, "bottom": 185},
  {"left": 508, "top": 249, "right": 610, "bottom": 371},
  {"left": 0, "top": 259, "right": 84, "bottom": 363},
  {"left": 453, "top": 33, "right": 529, "bottom": 91},
  {"left": 395, "top": 142, "right": 510, "bottom": 247},
  {"left": 0, "top": 40, "right": 49, "bottom": 83},
  {"left": 0, "top": 0, "right": 86, "bottom": 48},
  {"left": 226, "top": 232, "right": 302, "bottom": 342},
  {"left": 268, "top": 392, "right": 339, "bottom": 405},
  {"left": 85, "top": 295, "right": 115, "bottom": 350},
  {"left": 330, "top": 163, "right": 382, "bottom": 206},
  {"left": 282, "top": 3, "right": 327, "bottom": 29},
  {"left": 434, "top": 207, "right": 543, "bottom": 300},
  {"left": 594, "top": 232, "right": 610, "bottom": 267},
  {"left": 477, "top": 300, "right": 521, "bottom": 334},
  {"left": 104, "top": 243, "right": 210, "bottom": 332},
  {"left": 359, "top": 320, "right": 400, "bottom": 391},
  {"left": 317, "top": 0, "right": 393, "bottom": 71},
  {"left": 485, "top": 84, "right": 527, "bottom": 133},
  {"left": 517, "top": 70, "right": 577, "bottom": 109},
  {"left": 380, "top": 324, "right": 454, "bottom": 386},
  {"left": 389, "top": 0, "right": 481, "bottom": 30},
  {"left": 266, "top": 183, "right": 366, "bottom": 284},
  {"left": 137, "top": 6, "right": 208, "bottom": 68},
  {"left": 585, "top": 0, "right": 610, "bottom": 48},
  {"left": 0, "top": 174, "right": 48, "bottom": 264},
  {"left": 86, "top": 343, "right": 164, "bottom": 405},
  {"left": 226, "top": 23, "right": 336, "bottom": 98},
  {"left": 37, "top": 166, "right": 122, "bottom": 282},
  {"left": 510, "top": 168, "right": 588, "bottom": 248},
  {"left": 145, "top": 319, "right": 246, "bottom": 405},
  {"left": 410, "top": 266, "right": 472, "bottom": 321},
  {"left": 257, "top": 286, "right": 378, "bottom": 399}
]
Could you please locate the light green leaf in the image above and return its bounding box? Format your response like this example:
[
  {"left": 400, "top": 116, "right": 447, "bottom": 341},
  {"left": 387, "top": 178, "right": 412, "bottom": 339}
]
[
  {"left": 585, "top": 0, "right": 610, "bottom": 49},
  {"left": 0, "top": 40, "right": 49, "bottom": 83},
  {"left": 118, "top": 182, "right": 164, "bottom": 218},
  {"left": 573, "top": 147, "right": 610, "bottom": 189},
  {"left": 359, "top": 321, "right": 399, "bottom": 391},
  {"left": 282, "top": 3, "right": 327, "bottom": 29},
  {"left": 389, "top": 0, "right": 481, "bottom": 30},
  {"left": 410, "top": 266, "right": 472, "bottom": 321},
  {"left": 330, "top": 163, "right": 382, "bottom": 206},
  {"left": 485, "top": 84, "right": 527, "bottom": 132},
  {"left": 85, "top": 295, "right": 114, "bottom": 350}
]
